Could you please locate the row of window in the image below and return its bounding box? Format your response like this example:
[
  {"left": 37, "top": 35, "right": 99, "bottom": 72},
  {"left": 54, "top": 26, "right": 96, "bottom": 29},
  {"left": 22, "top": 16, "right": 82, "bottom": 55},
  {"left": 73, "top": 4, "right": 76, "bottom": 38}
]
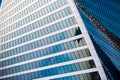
[
  {"left": 1, "top": 6, "right": 72, "bottom": 42},
  {"left": 0, "top": 0, "right": 36, "bottom": 23},
  {"left": 0, "top": 0, "right": 16, "bottom": 14},
  {"left": 1, "top": 26, "right": 81, "bottom": 65},
  {"left": 0, "top": 7, "right": 73, "bottom": 53},
  {"left": 0, "top": 0, "right": 51, "bottom": 28},
  {"left": 0, "top": 0, "right": 22, "bottom": 22},
  {"left": 1, "top": 17, "right": 77, "bottom": 51},
  {"left": 0, "top": 60, "right": 96, "bottom": 79},
  {"left": 0, "top": 37, "right": 86, "bottom": 63},
  {"left": 1, "top": 0, "right": 68, "bottom": 36},
  {"left": 0, "top": 0, "right": 41, "bottom": 30},
  {"left": 52, "top": 72, "right": 101, "bottom": 80},
  {"left": 1, "top": 47, "right": 90, "bottom": 69},
  {"left": 1, "top": 0, "right": 67, "bottom": 31},
  {"left": 0, "top": 49, "right": 92, "bottom": 76}
]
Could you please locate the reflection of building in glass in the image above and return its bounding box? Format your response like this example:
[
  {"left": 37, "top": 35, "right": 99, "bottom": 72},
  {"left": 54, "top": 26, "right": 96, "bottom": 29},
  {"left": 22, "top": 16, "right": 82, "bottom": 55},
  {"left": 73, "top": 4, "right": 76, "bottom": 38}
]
[{"left": 0, "top": 0, "right": 108, "bottom": 80}]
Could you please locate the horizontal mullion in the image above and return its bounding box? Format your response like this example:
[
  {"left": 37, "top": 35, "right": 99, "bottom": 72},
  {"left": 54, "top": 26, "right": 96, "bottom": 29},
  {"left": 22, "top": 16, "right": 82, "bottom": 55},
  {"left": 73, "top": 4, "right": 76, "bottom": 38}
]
[
  {"left": 0, "top": 16, "right": 75, "bottom": 53},
  {"left": 0, "top": 57, "right": 93, "bottom": 79},
  {"left": 0, "top": 15, "right": 74, "bottom": 46},
  {"left": 0, "top": 0, "right": 57, "bottom": 28},
  {"left": 0, "top": 34, "right": 84, "bottom": 62},
  {"left": 0, "top": 5, "right": 69, "bottom": 38},
  {"left": 34, "top": 68, "right": 97, "bottom": 80},
  {"left": 0, "top": 0, "right": 25, "bottom": 20},
  {"left": 0, "top": 46, "right": 88, "bottom": 70}
]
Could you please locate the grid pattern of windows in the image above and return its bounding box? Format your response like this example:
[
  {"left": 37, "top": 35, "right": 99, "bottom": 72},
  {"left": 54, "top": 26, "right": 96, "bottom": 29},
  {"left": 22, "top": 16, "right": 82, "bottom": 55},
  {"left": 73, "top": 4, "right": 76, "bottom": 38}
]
[
  {"left": 1, "top": 48, "right": 90, "bottom": 68},
  {"left": 0, "top": 26, "right": 82, "bottom": 62},
  {"left": 0, "top": 0, "right": 22, "bottom": 18},
  {"left": 0, "top": 0, "right": 107, "bottom": 80},
  {"left": 1, "top": 0, "right": 68, "bottom": 33},
  {"left": 1, "top": 0, "right": 68, "bottom": 37},
  {"left": 1, "top": 0, "right": 34, "bottom": 21},
  {"left": 0, "top": 37, "right": 86, "bottom": 60},
  {"left": 1, "top": 7, "right": 72, "bottom": 43},
  {"left": 0, "top": 49, "right": 92, "bottom": 76},
  {"left": 0, "top": 17, "right": 77, "bottom": 51},
  {"left": 1, "top": 60, "right": 96, "bottom": 80}
]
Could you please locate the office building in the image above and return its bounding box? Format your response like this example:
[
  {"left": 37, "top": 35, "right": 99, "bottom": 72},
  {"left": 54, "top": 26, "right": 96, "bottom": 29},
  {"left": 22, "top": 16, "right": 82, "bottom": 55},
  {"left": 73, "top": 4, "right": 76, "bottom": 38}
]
[
  {"left": 0, "top": 0, "right": 108, "bottom": 80},
  {"left": 76, "top": 0, "right": 120, "bottom": 80}
]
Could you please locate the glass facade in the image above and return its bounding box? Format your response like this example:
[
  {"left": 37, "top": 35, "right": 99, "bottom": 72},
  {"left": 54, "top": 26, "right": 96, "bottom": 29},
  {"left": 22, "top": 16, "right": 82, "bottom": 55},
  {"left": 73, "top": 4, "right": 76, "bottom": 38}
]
[
  {"left": 0, "top": 0, "right": 107, "bottom": 80},
  {"left": 77, "top": 0, "right": 120, "bottom": 80},
  {"left": 52, "top": 72, "right": 100, "bottom": 80}
]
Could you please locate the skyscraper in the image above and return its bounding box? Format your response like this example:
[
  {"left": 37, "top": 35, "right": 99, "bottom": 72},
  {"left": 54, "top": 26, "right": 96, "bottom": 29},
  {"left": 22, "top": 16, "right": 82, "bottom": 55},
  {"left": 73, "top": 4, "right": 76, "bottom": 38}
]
[
  {"left": 0, "top": 0, "right": 108, "bottom": 80},
  {"left": 76, "top": 0, "right": 120, "bottom": 80}
]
